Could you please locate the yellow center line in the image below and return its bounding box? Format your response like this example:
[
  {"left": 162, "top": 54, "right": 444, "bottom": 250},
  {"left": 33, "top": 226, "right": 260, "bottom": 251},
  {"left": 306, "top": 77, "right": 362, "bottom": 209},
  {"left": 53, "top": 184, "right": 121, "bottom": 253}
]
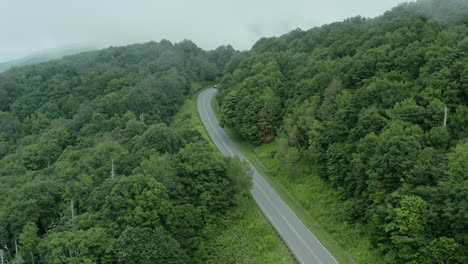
[
  {"left": 200, "top": 93, "right": 235, "bottom": 157},
  {"left": 252, "top": 189, "right": 306, "bottom": 264},
  {"left": 253, "top": 181, "right": 322, "bottom": 264},
  {"left": 200, "top": 92, "right": 323, "bottom": 264}
]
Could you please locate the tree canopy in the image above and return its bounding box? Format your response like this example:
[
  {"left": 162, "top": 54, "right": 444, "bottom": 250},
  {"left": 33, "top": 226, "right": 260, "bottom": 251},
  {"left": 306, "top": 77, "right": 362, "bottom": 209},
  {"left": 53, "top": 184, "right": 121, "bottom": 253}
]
[
  {"left": 217, "top": 0, "right": 468, "bottom": 262},
  {"left": 0, "top": 40, "right": 251, "bottom": 264}
]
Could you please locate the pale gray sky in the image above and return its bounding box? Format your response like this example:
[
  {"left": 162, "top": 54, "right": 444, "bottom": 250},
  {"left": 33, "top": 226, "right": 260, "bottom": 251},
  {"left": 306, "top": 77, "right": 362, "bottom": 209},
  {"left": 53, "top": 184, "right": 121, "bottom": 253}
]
[{"left": 0, "top": 0, "right": 413, "bottom": 62}]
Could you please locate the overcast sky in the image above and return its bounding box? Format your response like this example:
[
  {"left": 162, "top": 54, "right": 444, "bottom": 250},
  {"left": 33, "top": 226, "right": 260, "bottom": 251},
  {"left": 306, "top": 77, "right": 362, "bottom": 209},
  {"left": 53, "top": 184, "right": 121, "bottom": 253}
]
[{"left": 0, "top": 0, "right": 414, "bottom": 62}]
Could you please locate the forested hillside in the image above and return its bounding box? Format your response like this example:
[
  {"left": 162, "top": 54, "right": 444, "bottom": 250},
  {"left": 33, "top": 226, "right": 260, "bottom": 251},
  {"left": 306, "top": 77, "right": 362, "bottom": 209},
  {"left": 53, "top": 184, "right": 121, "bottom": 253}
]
[
  {"left": 217, "top": 0, "right": 468, "bottom": 263},
  {"left": 0, "top": 40, "right": 270, "bottom": 263}
]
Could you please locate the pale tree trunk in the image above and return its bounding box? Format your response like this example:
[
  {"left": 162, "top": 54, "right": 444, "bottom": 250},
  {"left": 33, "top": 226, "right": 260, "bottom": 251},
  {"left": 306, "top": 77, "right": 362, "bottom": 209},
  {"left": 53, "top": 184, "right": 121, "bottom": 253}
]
[
  {"left": 443, "top": 106, "right": 448, "bottom": 127},
  {"left": 15, "top": 240, "right": 18, "bottom": 258},
  {"left": 71, "top": 199, "right": 75, "bottom": 227},
  {"left": 111, "top": 158, "right": 115, "bottom": 179}
]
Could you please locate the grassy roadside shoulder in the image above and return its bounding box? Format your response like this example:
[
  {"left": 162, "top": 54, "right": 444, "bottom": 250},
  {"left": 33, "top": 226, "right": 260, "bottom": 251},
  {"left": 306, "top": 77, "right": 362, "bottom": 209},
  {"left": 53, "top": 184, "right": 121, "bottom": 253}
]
[
  {"left": 170, "top": 87, "right": 296, "bottom": 264},
  {"left": 211, "top": 95, "right": 382, "bottom": 264}
]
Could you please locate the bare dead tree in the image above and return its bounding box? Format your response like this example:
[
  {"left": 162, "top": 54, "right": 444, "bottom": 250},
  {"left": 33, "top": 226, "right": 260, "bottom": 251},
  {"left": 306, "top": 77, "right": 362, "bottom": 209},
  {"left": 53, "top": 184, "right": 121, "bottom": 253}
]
[
  {"left": 443, "top": 106, "right": 448, "bottom": 127},
  {"left": 111, "top": 158, "right": 115, "bottom": 179},
  {"left": 71, "top": 199, "right": 75, "bottom": 227}
]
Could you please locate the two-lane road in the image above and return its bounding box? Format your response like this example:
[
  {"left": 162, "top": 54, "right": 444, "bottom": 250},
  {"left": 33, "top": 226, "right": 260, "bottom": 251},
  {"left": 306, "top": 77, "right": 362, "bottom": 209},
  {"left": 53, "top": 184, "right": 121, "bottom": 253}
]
[{"left": 198, "top": 88, "right": 338, "bottom": 264}]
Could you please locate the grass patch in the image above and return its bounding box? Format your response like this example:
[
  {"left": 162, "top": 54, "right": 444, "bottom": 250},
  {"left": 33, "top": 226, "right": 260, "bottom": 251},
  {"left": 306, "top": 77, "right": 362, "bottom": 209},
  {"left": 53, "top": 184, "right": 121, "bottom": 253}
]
[
  {"left": 211, "top": 96, "right": 381, "bottom": 264},
  {"left": 171, "top": 88, "right": 211, "bottom": 140},
  {"left": 171, "top": 88, "right": 296, "bottom": 264},
  {"left": 200, "top": 198, "right": 296, "bottom": 264}
]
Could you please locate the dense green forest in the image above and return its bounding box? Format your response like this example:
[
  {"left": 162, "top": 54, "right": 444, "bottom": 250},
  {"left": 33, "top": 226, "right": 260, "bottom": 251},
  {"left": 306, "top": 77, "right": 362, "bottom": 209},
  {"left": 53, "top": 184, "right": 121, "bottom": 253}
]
[
  {"left": 217, "top": 0, "right": 467, "bottom": 263},
  {"left": 0, "top": 40, "right": 273, "bottom": 264},
  {"left": 1, "top": 0, "right": 467, "bottom": 263}
]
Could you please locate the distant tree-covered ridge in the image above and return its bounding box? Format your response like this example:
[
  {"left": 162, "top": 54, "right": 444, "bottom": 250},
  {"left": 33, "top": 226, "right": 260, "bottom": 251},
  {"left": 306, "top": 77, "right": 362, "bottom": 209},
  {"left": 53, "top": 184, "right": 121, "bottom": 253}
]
[
  {"left": 0, "top": 40, "right": 251, "bottom": 264},
  {"left": 217, "top": 0, "right": 467, "bottom": 263}
]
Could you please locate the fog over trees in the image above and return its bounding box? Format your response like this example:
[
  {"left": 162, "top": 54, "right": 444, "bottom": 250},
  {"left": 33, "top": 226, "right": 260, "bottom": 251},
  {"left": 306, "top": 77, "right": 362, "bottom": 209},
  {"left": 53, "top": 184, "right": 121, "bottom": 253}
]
[{"left": 0, "top": 0, "right": 466, "bottom": 263}]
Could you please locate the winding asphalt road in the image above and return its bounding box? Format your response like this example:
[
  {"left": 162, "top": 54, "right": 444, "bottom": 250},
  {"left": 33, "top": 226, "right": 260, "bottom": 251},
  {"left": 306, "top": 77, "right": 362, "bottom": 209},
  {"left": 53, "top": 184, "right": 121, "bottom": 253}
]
[{"left": 198, "top": 88, "right": 338, "bottom": 264}]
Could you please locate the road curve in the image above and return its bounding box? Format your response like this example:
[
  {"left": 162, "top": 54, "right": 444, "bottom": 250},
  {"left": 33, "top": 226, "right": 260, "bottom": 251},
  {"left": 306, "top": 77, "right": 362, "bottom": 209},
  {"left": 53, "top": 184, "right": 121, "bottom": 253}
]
[{"left": 198, "top": 88, "right": 338, "bottom": 264}]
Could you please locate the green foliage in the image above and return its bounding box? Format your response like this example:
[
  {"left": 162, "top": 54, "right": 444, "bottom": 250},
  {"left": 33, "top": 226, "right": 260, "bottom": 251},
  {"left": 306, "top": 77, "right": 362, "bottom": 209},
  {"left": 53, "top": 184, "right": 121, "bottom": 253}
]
[
  {"left": 412, "top": 237, "right": 462, "bottom": 264},
  {"left": 197, "top": 199, "right": 294, "bottom": 264},
  {"left": 20, "top": 144, "right": 48, "bottom": 170},
  {"left": 218, "top": 0, "right": 468, "bottom": 262},
  {"left": 136, "top": 123, "right": 182, "bottom": 153},
  {"left": 447, "top": 141, "right": 468, "bottom": 181},
  {"left": 90, "top": 175, "right": 171, "bottom": 231},
  {"left": 115, "top": 227, "right": 188, "bottom": 264},
  {"left": 0, "top": 40, "right": 258, "bottom": 264},
  {"left": 41, "top": 228, "right": 115, "bottom": 264},
  {"left": 2, "top": 0, "right": 466, "bottom": 263},
  {"left": 19, "top": 222, "right": 40, "bottom": 262},
  {"left": 226, "top": 157, "right": 253, "bottom": 202}
]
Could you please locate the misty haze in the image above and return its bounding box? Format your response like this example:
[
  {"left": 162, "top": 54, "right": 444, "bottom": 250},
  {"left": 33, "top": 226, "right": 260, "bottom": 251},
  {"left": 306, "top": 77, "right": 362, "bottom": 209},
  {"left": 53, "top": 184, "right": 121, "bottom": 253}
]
[
  {"left": 1, "top": 0, "right": 411, "bottom": 62},
  {"left": 0, "top": 0, "right": 466, "bottom": 264}
]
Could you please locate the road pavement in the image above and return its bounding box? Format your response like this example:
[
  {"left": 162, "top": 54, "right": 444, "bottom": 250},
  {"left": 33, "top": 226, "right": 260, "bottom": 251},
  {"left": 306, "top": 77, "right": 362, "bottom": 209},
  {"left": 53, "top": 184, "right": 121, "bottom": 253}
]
[{"left": 197, "top": 88, "right": 339, "bottom": 264}]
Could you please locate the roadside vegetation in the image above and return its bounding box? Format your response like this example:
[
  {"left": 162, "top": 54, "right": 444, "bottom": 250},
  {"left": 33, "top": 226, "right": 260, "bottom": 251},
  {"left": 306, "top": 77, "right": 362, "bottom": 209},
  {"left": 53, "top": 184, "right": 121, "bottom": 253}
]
[
  {"left": 213, "top": 96, "right": 374, "bottom": 264},
  {"left": 0, "top": 0, "right": 466, "bottom": 263},
  {"left": 0, "top": 40, "right": 294, "bottom": 264},
  {"left": 172, "top": 92, "right": 295, "bottom": 264},
  {"left": 216, "top": 0, "right": 468, "bottom": 263}
]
